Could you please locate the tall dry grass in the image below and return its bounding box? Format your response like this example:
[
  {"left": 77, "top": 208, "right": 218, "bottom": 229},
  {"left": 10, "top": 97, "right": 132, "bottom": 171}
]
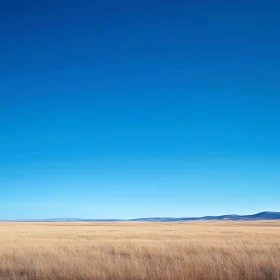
[{"left": 0, "top": 221, "right": 280, "bottom": 280}]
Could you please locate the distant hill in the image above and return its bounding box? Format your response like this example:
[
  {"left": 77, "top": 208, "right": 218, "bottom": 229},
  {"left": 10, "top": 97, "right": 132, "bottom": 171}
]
[
  {"left": 5, "top": 211, "right": 280, "bottom": 222},
  {"left": 130, "top": 212, "right": 280, "bottom": 222}
]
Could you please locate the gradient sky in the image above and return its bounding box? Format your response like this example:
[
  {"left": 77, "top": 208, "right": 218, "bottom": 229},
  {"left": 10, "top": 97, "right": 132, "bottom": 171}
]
[{"left": 1, "top": 1, "right": 280, "bottom": 219}]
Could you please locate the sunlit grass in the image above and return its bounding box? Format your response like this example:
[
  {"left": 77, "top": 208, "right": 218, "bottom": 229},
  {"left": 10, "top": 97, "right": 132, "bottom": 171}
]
[{"left": 0, "top": 221, "right": 279, "bottom": 279}]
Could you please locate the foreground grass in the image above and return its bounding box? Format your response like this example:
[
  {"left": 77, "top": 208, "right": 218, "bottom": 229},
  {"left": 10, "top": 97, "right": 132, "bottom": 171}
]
[{"left": 0, "top": 222, "right": 280, "bottom": 280}]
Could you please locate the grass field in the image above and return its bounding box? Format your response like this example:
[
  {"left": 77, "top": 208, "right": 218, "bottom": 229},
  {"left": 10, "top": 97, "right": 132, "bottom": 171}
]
[{"left": 0, "top": 222, "right": 280, "bottom": 280}]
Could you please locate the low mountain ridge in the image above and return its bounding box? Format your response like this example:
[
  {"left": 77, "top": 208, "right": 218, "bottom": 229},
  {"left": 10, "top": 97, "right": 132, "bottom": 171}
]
[
  {"left": 6, "top": 211, "right": 280, "bottom": 222},
  {"left": 131, "top": 212, "right": 280, "bottom": 222}
]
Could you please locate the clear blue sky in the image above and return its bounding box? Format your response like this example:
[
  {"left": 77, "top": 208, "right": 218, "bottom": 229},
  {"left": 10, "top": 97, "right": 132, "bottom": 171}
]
[{"left": 1, "top": 1, "right": 280, "bottom": 219}]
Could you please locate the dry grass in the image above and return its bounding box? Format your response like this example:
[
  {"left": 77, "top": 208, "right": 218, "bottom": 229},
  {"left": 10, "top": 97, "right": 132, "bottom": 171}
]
[{"left": 0, "top": 222, "right": 280, "bottom": 280}]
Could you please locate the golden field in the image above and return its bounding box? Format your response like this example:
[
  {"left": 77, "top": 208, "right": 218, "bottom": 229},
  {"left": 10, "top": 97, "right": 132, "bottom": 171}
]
[{"left": 0, "top": 222, "right": 280, "bottom": 280}]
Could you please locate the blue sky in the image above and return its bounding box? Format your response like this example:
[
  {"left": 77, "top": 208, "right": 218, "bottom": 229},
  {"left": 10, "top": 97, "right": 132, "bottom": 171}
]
[{"left": 1, "top": 1, "right": 280, "bottom": 219}]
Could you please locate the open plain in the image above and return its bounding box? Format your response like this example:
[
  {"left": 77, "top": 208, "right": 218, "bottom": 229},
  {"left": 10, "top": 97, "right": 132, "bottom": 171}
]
[{"left": 0, "top": 221, "right": 280, "bottom": 280}]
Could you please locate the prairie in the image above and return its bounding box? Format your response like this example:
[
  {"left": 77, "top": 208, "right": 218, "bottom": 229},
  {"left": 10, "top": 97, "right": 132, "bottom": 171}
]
[{"left": 0, "top": 221, "right": 280, "bottom": 280}]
